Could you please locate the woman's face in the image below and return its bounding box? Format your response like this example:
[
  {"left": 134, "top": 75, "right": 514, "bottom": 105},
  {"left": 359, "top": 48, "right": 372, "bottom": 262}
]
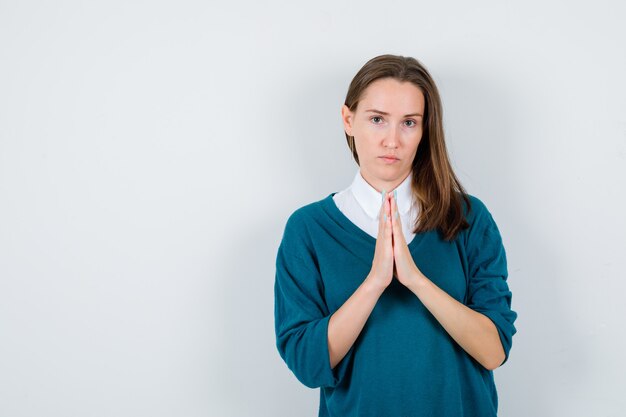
[{"left": 341, "top": 77, "right": 425, "bottom": 192}]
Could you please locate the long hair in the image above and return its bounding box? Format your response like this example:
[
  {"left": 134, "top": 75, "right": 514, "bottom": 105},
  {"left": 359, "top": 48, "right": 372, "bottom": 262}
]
[{"left": 343, "top": 54, "right": 471, "bottom": 241}]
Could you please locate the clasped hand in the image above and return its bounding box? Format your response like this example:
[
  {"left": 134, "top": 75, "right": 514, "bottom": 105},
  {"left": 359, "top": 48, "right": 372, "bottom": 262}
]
[{"left": 368, "top": 190, "right": 424, "bottom": 291}]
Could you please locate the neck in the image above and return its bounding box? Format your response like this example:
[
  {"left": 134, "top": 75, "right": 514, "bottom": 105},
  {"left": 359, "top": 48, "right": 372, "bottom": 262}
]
[{"left": 360, "top": 169, "right": 411, "bottom": 194}]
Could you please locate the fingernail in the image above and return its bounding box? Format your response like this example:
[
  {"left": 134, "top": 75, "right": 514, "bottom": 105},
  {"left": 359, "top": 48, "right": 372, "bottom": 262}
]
[
  {"left": 382, "top": 189, "right": 386, "bottom": 202},
  {"left": 394, "top": 189, "right": 397, "bottom": 200},
  {"left": 384, "top": 213, "right": 387, "bottom": 221},
  {"left": 394, "top": 210, "right": 398, "bottom": 219}
]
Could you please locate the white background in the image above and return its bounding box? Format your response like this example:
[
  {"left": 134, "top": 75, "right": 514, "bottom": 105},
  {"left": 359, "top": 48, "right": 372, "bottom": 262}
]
[{"left": 1, "top": 1, "right": 625, "bottom": 416}]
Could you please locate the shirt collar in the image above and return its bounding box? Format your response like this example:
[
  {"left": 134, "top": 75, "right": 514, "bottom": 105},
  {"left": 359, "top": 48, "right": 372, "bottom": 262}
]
[{"left": 350, "top": 169, "right": 414, "bottom": 220}]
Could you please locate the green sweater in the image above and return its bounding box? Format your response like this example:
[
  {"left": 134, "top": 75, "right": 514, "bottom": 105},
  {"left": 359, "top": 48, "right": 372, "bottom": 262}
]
[{"left": 274, "top": 192, "right": 517, "bottom": 417}]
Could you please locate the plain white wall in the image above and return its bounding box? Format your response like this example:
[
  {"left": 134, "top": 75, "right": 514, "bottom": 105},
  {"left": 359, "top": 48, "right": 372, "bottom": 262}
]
[{"left": 1, "top": 1, "right": 624, "bottom": 416}]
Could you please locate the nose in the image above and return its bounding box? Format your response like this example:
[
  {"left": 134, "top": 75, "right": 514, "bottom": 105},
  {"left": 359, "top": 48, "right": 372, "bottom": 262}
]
[{"left": 384, "top": 125, "right": 400, "bottom": 149}]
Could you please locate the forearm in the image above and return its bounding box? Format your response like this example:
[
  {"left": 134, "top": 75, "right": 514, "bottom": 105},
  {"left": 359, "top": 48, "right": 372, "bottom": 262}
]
[
  {"left": 406, "top": 273, "right": 505, "bottom": 370},
  {"left": 327, "top": 276, "right": 385, "bottom": 369}
]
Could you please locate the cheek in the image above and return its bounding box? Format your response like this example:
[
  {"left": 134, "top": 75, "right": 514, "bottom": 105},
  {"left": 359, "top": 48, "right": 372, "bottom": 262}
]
[
  {"left": 412, "top": 129, "right": 424, "bottom": 144},
  {"left": 403, "top": 132, "right": 422, "bottom": 148},
  {"left": 407, "top": 137, "right": 422, "bottom": 156}
]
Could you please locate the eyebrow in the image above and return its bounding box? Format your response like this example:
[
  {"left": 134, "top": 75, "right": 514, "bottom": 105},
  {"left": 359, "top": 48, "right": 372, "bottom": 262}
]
[{"left": 364, "top": 108, "right": 423, "bottom": 118}]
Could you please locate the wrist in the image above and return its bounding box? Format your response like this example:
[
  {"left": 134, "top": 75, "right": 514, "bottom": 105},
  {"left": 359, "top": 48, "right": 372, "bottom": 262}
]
[
  {"left": 363, "top": 275, "right": 388, "bottom": 296},
  {"left": 406, "top": 269, "right": 428, "bottom": 295}
]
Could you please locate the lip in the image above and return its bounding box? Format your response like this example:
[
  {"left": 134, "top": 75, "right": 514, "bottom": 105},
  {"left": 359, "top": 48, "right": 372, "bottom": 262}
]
[{"left": 379, "top": 155, "right": 399, "bottom": 164}]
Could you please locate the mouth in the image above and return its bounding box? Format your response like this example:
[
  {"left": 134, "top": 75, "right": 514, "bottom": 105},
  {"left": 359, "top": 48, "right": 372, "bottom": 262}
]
[{"left": 379, "top": 155, "right": 399, "bottom": 163}]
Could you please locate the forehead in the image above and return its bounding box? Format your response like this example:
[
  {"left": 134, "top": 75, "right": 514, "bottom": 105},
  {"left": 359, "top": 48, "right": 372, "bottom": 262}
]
[{"left": 359, "top": 78, "right": 425, "bottom": 111}]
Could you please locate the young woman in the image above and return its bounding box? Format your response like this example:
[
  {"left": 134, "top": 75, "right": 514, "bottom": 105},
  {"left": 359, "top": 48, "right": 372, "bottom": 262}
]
[{"left": 274, "top": 54, "right": 517, "bottom": 417}]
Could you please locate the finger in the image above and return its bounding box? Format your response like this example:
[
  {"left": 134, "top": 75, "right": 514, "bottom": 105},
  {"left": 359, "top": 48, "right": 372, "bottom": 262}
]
[
  {"left": 383, "top": 195, "right": 393, "bottom": 250},
  {"left": 384, "top": 196, "right": 392, "bottom": 238},
  {"left": 393, "top": 190, "right": 401, "bottom": 220},
  {"left": 390, "top": 190, "right": 406, "bottom": 245},
  {"left": 377, "top": 190, "right": 387, "bottom": 240}
]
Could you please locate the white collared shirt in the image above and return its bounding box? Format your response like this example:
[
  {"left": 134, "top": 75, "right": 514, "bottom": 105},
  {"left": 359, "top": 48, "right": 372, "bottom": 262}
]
[{"left": 333, "top": 169, "right": 419, "bottom": 244}]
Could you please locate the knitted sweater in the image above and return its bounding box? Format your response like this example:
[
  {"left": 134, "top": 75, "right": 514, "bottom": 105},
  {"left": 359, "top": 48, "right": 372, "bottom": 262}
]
[{"left": 274, "top": 192, "right": 517, "bottom": 417}]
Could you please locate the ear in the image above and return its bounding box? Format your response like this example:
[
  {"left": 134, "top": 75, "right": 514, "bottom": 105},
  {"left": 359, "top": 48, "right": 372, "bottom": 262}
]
[{"left": 341, "top": 104, "right": 354, "bottom": 136}]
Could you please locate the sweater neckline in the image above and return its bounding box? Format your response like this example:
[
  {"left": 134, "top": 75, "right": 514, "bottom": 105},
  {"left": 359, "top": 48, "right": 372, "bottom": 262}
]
[{"left": 321, "top": 192, "right": 424, "bottom": 250}]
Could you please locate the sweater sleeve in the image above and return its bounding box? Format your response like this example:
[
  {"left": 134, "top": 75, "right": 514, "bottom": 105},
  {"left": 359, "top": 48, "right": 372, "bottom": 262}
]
[
  {"left": 274, "top": 232, "right": 347, "bottom": 388},
  {"left": 465, "top": 204, "right": 518, "bottom": 367}
]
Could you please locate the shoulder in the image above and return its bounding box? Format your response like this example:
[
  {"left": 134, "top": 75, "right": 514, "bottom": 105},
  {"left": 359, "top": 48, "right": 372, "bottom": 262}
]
[
  {"left": 284, "top": 196, "right": 327, "bottom": 231},
  {"left": 460, "top": 193, "right": 503, "bottom": 243},
  {"left": 278, "top": 195, "right": 329, "bottom": 253},
  {"left": 462, "top": 193, "right": 489, "bottom": 222}
]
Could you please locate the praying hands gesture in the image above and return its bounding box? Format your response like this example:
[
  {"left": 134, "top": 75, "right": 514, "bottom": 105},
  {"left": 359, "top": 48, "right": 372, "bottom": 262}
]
[
  {"left": 368, "top": 189, "right": 424, "bottom": 291},
  {"left": 328, "top": 188, "right": 506, "bottom": 371}
]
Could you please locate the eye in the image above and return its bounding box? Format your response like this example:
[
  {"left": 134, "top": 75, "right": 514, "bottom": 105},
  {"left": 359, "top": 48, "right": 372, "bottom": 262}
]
[
  {"left": 405, "top": 120, "right": 417, "bottom": 127},
  {"left": 371, "top": 116, "right": 383, "bottom": 124}
]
